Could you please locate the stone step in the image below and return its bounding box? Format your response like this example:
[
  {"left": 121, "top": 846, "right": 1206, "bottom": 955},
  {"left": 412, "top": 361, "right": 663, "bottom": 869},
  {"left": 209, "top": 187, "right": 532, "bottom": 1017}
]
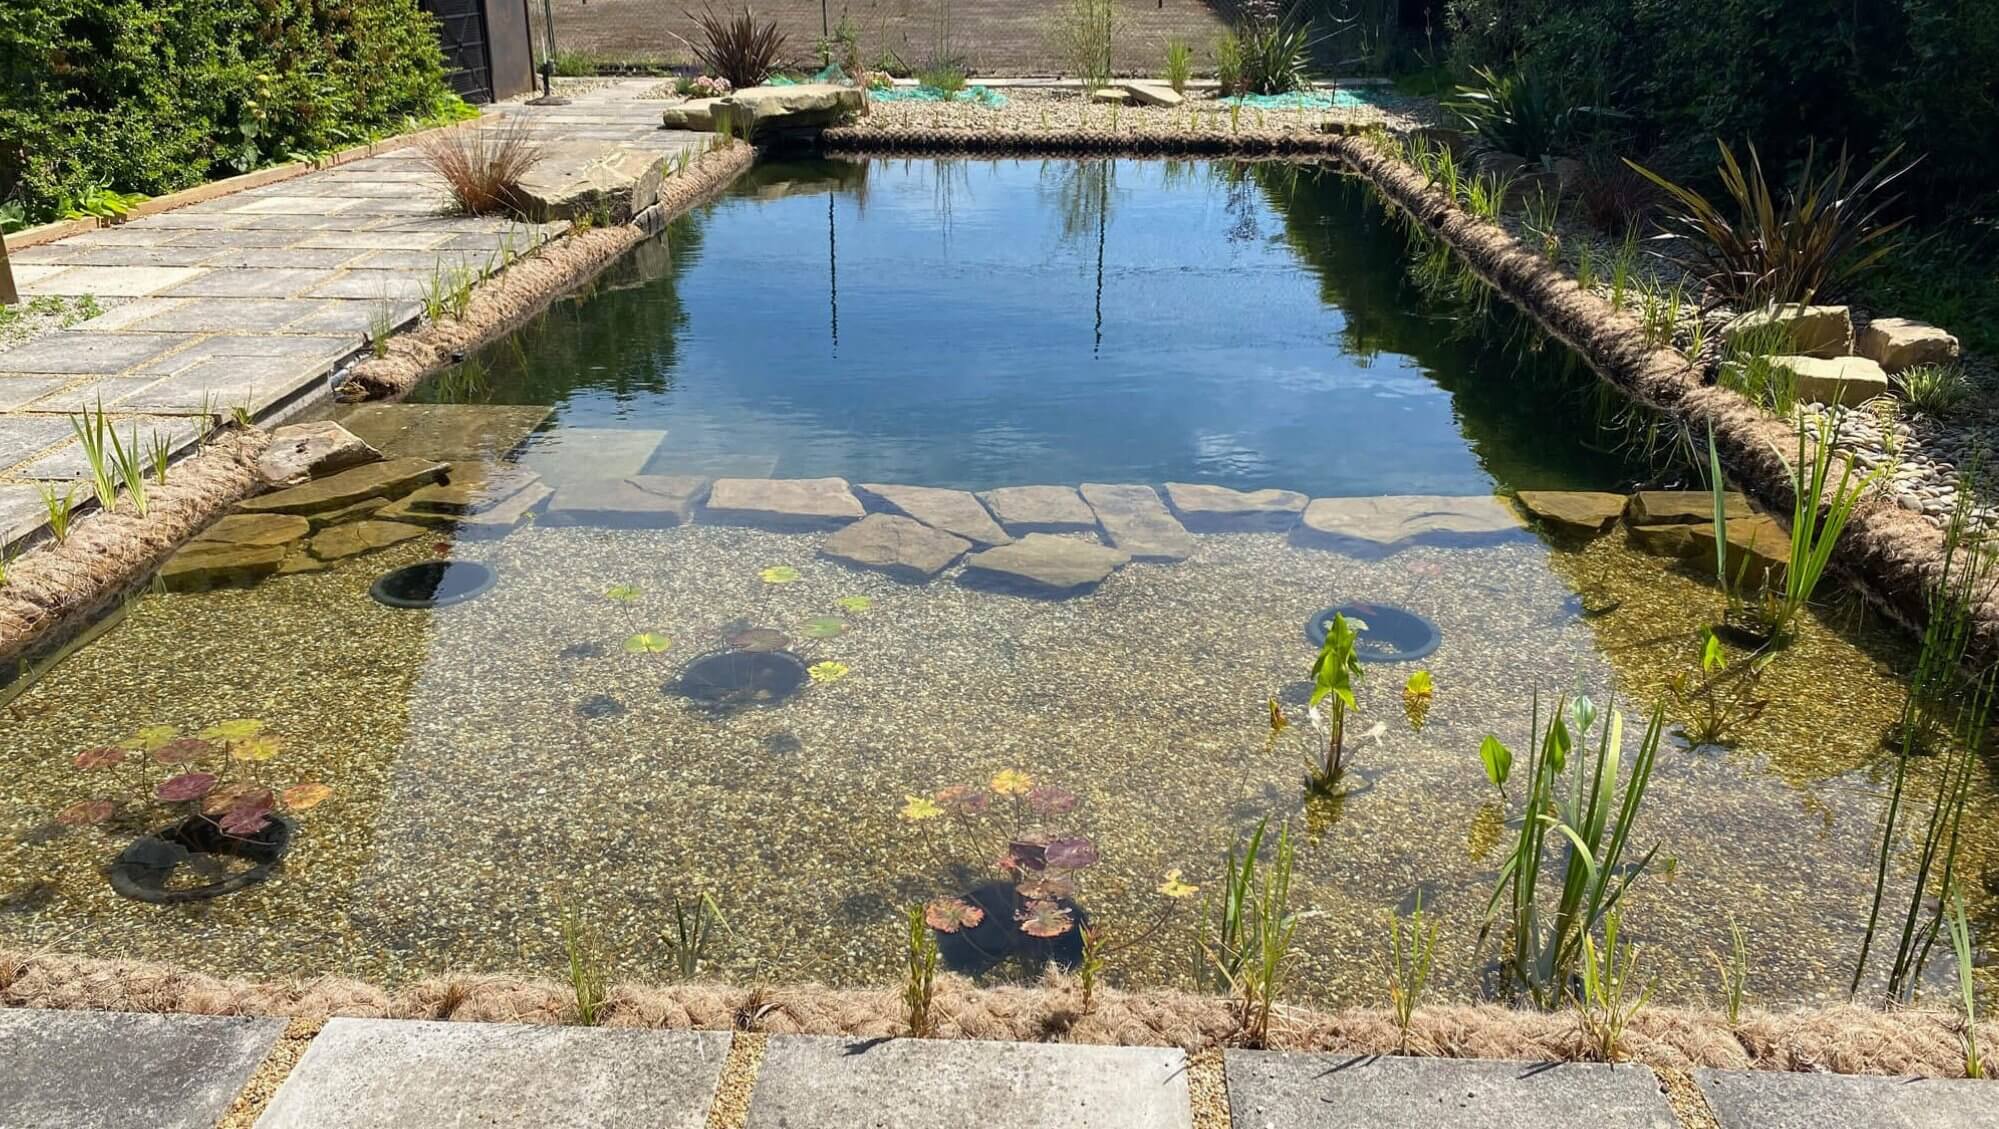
[
  {"left": 1291, "top": 495, "right": 1525, "bottom": 556},
  {"left": 1080, "top": 482, "right": 1195, "bottom": 562},
  {"left": 518, "top": 427, "right": 668, "bottom": 484},
  {"left": 0, "top": 1008, "right": 283, "bottom": 1129},
  {"left": 1226, "top": 1051, "right": 1677, "bottom": 1128},
  {"left": 252, "top": 1018, "right": 730, "bottom": 1128},
  {"left": 333, "top": 403, "right": 553, "bottom": 462},
  {"left": 744, "top": 1035, "right": 1191, "bottom": 1129},
  {"left": 1694, "top": 1067, "right": 1999, "bottom": 1128}
]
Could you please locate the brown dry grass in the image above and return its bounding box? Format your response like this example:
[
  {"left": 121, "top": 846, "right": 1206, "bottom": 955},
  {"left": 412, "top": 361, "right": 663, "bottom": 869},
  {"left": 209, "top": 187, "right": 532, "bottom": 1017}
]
[{"left": 417, "top": 119, "right": 546, "bottom": 217}]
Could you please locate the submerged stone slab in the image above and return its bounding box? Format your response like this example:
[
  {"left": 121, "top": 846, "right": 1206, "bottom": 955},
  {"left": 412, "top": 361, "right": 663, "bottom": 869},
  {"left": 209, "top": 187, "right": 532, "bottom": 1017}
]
[
  {"left": 543, "top": 475, "right": 711, "bottom": 527},
  {"left": 519, "top": 427, "right": 668, "bottom": 484},
  {"left": 160, "top": 541, "right": 290, "bottom": 591},
  {"left": 192, "top": 512, "right": 312, "bottom": 549},
  {"left": 1725, "top": 303, "right": 1854, "bottom": 358},
  {"left": 978, "top": 484, "right": 1099, "bottom": 534},
  {"left": 1292, "top": 495, "right": 1524, "bottom": 554},
  {"left": 1686, "top": 514, "right": 1794, "bottom": 587},
  {"left": 399, "top": 466, "right": 540, "bottom": 515},
  {"left": 821, "top": 513, "right": 972, "bottom": 580},
  {"left": 1080, "top": 483, "right": 1195, "bottom": 561},
  {"left": 255, "top": 1018, "right": 730, "bottom": 1129},
  {"left": 1625, "top": 490, "right": 1753, "bottom": 526},
  {"left": 1774, "top": 354, "right": 1892, "bottom": 407},
  {"left": 334, "top": 403, "right": 552, "bottom": 462},
  {"left": 857, "top": 482, "right": 1011, "bottom": 546},
  {"left": 1163, "top": 482, "right": 1307, "bottom": 531},
  {"left": 308, "top": 519, "right": 429, "bottom": 561},
  {"left": 1695, "top": 1068, "right": 1999, "bottom": 1128},
  {"left": 1627, "top": 521, "right": 1702, "bottom": 561},
  {"left": 1226, "top": 1051, "right": 1675, "bottom": 1129},
  {"left": 237, "top": 457, "right": 447, "bottom": 516},
  {"left": 454, "top": 481, "right": 554, "bottom": 538},
  {"left": 746, "top": 1035, "right": 1190, "bottom": 1129},
  {"left": 258, "top": 420, "right": 382, "bottom": 486},
  {"left": 306, "top": 497, "right": 389, "bottom": 529},
  {"left": 961, "top": 533, "right": 1130, "bottom": 596},
  {"left": 705, "top": 477, "right": 863, "bottom": 530},
  {"left": 0, "top": 1009, "right": 282, "bottom": 1129},
  {"left": 1858, "top": 316, "right": 1961, "bottom": 373},
  {"left": 1514, "top": 490, "right": 1627, "bottom": 536}
]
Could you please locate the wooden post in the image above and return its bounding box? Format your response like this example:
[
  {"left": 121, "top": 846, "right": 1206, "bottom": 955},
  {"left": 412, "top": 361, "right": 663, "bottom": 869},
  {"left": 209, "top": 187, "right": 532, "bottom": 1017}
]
[{"left": 0, "top": 234, "right": 16, "bottom": 306}]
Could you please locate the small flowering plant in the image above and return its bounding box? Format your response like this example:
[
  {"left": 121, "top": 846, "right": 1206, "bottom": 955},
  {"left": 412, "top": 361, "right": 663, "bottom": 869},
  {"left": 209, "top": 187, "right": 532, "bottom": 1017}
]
[
  {"left": 687, "top": 75, "right": 733, "bottom": 98},
  {"left": 56, "top": 719, "right": 334, "bottom": 840}
]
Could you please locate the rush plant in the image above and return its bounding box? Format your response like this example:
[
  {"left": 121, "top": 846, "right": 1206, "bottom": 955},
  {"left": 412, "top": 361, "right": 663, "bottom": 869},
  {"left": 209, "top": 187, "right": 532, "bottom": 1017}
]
[
  {"left": 664, "top": 892, "right": 729, "bottom": 979},
  {"left": 1383, "top": 894, "right": 1440, "bottom": 1053},
  {"left": 1200, "top": 818, "right": 1298, "bottom": 1047},
  {"left": 1575, "top": 907, "right": 1652, "bottom": 1062},
  {"left": 561, "top": 902, "right": 609, "bottom": 1025},
  {"left": 903, "top": 902, "right": 939, "bottom": 1036}
]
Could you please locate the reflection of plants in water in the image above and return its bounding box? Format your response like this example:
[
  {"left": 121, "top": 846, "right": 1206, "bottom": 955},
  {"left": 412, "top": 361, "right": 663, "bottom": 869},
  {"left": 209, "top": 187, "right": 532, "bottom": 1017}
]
[
  {"left": 1476, "top": 695, "right": 1665, "bottom": 1009},
  {"left": 59, "top": 719, "right": 333, "bottom": 843},
  {"left": 1664, "top": 628, "right": 1770, "bottom": 747},
  {"left": 1199, "top": 817, "right": 1298, "bottom": 1047}
]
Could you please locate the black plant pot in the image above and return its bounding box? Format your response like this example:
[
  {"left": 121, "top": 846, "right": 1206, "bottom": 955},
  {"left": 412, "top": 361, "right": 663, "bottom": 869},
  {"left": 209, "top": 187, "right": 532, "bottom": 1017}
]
[
  {"left": 108, "top": 814, "right": 294, "bottom": 904},
  {"left": 933, "top": 880, "right": 1088, "bottom": 975}
]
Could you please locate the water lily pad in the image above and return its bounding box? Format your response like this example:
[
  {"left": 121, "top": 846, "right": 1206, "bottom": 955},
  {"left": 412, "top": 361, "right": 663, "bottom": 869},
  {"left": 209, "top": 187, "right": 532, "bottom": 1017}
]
[
  {"left": 924, "top": 896, "right": 986, "bottom": 934},
  {"left": 281, "top": 782, "right": 333, "bottom": 811},
  {"left": 835, "top": 594, "right": 874, "bottom": 613},
  {"left": 230, "top": 735, "right": 282, "bottom": 763},
  {"left": 1157, "top": 868, "right": 1199, "bottom": 899},
  {"left": 149, "top": 737, "right": 212, "bottom": 766},
  {"left": 1017, "top": 899, "right": 1075, "bottom": 938},
  {"left": 128, "top": 724, "right": 179, "bottom": 751},
  {"left": 73, "top": 747, "right": 129, "bottom": 770},
  {"left": 55, "top": 799, "right": 115, "bottom": 827},
  {"left": 728, "top": 627, "right": 790, "bottom": 653},
  {"left": 801, "top": 616, "right": 847, "bottom": 639},
  {"left": 156, "top": 773, "right": 218, "bottom": 803},
  {"left": 934, "top": 785, "right": 990, "bottom": 816},
  {"left": 759, "top": 565, "right": 802, "bottom": 584},
  {"left": 200, "top": 719, "right": 265, "bottom": 742},
  {"left": 218, "top": 804, "right": 272, "bottom": 837},
  {"left": 989, "top": 768, "right": 1033, "bottom": 796},
  {"left": 1015, "top": 874, "right": 1076, "bottom": 900},
  {"left": 202, "top": 782, "right": 266, "bottom": 817},
  {"left": 1026, "top": 785, "right": 1077, "bottom": 815},
  {"left": 605, "top": 583, "right": 642, "bottom": 603},
  {"left": 807, "top": 660, "right": 850, "bottom": 684},
  {"left": 899, "top": 794, "right": 944, "bottom": 821},
  {"left": 1044, "top": 835, "right": 1100, "bottom": 870},
  {"left": 625, "top": 632, "right": 673, "bottom": 654}
]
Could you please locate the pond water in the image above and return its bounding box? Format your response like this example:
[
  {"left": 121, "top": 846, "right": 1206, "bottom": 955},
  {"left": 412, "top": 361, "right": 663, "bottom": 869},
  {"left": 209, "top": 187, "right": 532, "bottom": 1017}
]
[{"left": 1, "top": 157, "right": 1991, "bottom": 1012}]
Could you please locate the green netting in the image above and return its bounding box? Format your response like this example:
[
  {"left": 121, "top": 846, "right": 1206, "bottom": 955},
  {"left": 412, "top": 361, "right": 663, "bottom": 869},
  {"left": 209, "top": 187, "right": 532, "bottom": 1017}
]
[
  {"left": 869, "top": 84, "right": 1009, "bottom": 108},
  {"left": 1229, "top": 88, "right": 1385, "bottom": 110}
]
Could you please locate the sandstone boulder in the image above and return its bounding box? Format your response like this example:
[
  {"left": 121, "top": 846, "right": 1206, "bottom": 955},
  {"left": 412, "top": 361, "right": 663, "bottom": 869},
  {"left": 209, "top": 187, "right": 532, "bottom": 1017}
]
[
  {"left": 308, "top": 519, "right": 428, "bottom": 561},
  {"left": 1858, "top": 317, "right": 1960, "bottom": 373},
  {"left": 711, "top": 85, "right": 864, "bottom": 139},
  {"left": 977, "top": 485, "right": 1099, "bottom": 535},
  {"left": 191, "top": 513, "right": 310, "bottom": 549},
  {"left": 1724, "top": 304, "right": 1854, "bottom": 358},
  {"left": 257, "top": 421, "right": 381, "bottom": 486},
  {"left": 237, "top": 457, "right": 447, "bottom": 516},
  {"left": 1291, "top": 495, "right": 1523, "bottom": 554},
  {"left": 1513, "top": 490, "right": 1626, "bottom": 536},
  {"left": 704, "top": 477, "right": 863, "bottom": 530},
  {"left": 1626, "top": 490, "right": 1753, "bottom": 526},
  {"left": 542, "top": 476, "right": 711, "bottom": 528},
  {"left": 1162, "top": 483, "right": 1307, "bottom": 532},
  {"left": 1123, "top": 82, "right": 1184, "bottom": 108},
  {"left": 660, "top": 99, "right": 723, "bottom": 130},
  {"left": 1772, "top": 355, "right": 1890, "bottom": 407},
  {"left": 159, "top": 542, "right": 288, "bottom": 592},
  {"left": 1079, "top": 483, "right": 1194, "bottom": 562},
  {"left": 960, "top": 534, "right": 1130, "bottom": 596},
  {"left": 856, "top": 483, "right": 1010, "bottom": 546}
]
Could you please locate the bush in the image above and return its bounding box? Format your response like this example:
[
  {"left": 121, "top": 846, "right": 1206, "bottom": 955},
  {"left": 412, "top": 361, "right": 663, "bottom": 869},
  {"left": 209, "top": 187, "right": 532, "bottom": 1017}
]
[
  {"left": 0, "top": 0, "right": 454, "bottom": 224},
  {"left": 685, "top": 7, "right": 787, "bottom": 91}
]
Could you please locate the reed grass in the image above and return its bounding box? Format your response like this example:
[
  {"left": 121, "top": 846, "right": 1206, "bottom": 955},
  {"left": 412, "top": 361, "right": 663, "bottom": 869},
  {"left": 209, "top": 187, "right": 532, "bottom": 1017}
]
[
  {"left": 663, "top": 892, "right": 728, "bottom": 980},
  {"left": 70, "top": 398, "right": 118, "bottom": 513},
  {"left": 902, "top": 903, "right": 939, "bottom": 1036},
  {"left": 560, "top": 903, "right": 607, "bottom": 1025},
  {"left": 417, "top": 120, "right": 543, "bottom": 218},
  {"left": 1950, "top": 885, "right": 1983, "bottom": 1078},
  {"left": 1714, "top": 918, "right": 1749, "bottom": 1025},
  {"left": 1383, "top": 895, "right": 1439, "bottom": 1053},
  {"left": 1575, "top": 907, "right": 1652, "bottom": 1062},
  {"left": 39, "top": 484, "right": 78, "bottom": 544}
]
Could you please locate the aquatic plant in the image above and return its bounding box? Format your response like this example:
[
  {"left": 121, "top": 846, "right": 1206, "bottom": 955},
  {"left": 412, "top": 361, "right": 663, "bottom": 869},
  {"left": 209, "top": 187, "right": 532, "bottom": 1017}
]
[
  {"left": 146, "top": 430, "right": 171, "bottom": 487},
  {"left": 38, "top": 483, "right": 78, "bottom": 545},
  {"left": 902, "top": 902, "right": 939, "bottom": 1036},
  {"left": 1521, "top": 185, "right": 1562, "bottom": 261},
  {"left": 801, "top": 616, "right": 847, "bottom": 639},
  {"left": 806, "top": 660, "right": 849, "bottom": 684},
  {"left": 1716, "top": 319, "right": 1799, "bottom": 416},
  {"left": 1302, "top": 612, "right": 1362, "bottom": 794},
  {"left": 1200, "top": 818, "right": 1298, "bottom": 1047},
  {"left": 1713, "top": 918, "right": 1749, "bottom": 1025},
  {"left": 1771, "top": 411, "right": 1881, "bottom": 641},
  {"left": 1950, "top": 885, "right": 1983, "bottom": 1079},
  {"left": 1077, "top": 924, "right": 1105, "bottom": 1011},
  {"left": 759, "top": 565, "right": 800, "bottom": 584},
  {"left": 71, "top": 398, "right": 120, "bottom": 514},
  {"left": 1164, "top": 39, "right": 1193, "bottom": 94},
  {"left": 624, "top": 632, "right": 672, "bottom": 654},
  {"left": 1477, "top": 695, "right": 1665, "bottom": 1008},
  {"left": 1402, "top": 670, "right": 1434, "bottom": 731},
  {"left": 664, "top": 892, "right": 728, "bottom": 980},
  {"left": 1383, "top": 894, "right": 1439, "bottom": 1053},
  {"left": 1664, "top": 628, "right": 1770, "bottom": 746},
  {"left": 112, "top": 423, "right": 149, "bottom": 518},
  {"left": 1574, "top": 907, "right": 1651, "bottom": 1062},
  {"left": 561, "top": 902, "right": 608, "bottom": 1025},
  {"left": 59, "top": 719, "right": 333, "bottom": 843}
]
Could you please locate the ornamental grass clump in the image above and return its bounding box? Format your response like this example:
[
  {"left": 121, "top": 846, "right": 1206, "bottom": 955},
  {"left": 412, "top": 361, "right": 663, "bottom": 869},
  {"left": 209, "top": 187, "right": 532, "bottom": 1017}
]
[
  {"left": 417, "top": 120, "right": 543, "bottom": 218},
  {"left": 684, "top": 6, "right": 787, "bottom": 90}
]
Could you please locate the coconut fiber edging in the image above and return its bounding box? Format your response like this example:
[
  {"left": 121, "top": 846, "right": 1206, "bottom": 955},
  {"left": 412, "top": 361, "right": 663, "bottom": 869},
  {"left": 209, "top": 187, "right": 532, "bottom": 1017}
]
[
  {"left": 333, "top": 138, "right": 757, "bottom": 402},
  {"left": 821, "top": 121, "right": 1988, "bottom": 651},
  {"left": 0, "top": 949, "right": 1989, "bottom": 1078}
]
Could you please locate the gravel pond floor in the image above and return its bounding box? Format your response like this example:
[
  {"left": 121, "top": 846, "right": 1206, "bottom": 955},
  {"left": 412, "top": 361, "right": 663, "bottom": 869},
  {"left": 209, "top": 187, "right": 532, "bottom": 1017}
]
[{"left": 2, "top": 490, "right": 1987, "bottom": 1009}]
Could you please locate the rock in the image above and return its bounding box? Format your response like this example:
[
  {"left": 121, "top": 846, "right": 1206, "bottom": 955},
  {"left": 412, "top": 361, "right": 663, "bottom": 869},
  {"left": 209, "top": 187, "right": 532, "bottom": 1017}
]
[
  {"left": 306, "top": 496, "right": 389, "bottom": 529},
  {"left": 542, "top": 475, "right": 711, "bottom": 528},
  {"left": 1687, "top": 514, "right": 1793, "bottom": 587},
  {"left": 237, "top": 457, "right": 447, "bottom": 516},
  {"left": 159, "top": 542, "right": 288, "bottom": 592},
  {"left": 399, "top": 468, "right": 540, "bottom": 515},
  {"left": 256, "top": 421, "right": 381, "bottom": 485},
  {"left": 1772, "top": 354, "right": 1891, "bottom": 407},
  {"left": 1291, "top": 495, "right": 1524, "bottom": 554},
  {"left": 711, "top": 84, "right": 865, "bottom": 139},
  {"left": 307, "top": 519, "right": 428, "bottom": 561},
  {"left": 454, "top": 482, "right": 555, "bottom": 538},
  {"left": 511, "top": 143, "right": 671, "bottom": 223},
  {"left": 704, "top": 477, "right": 863, "bottom": 530},
  {"left": 1724, "top": 304, "right": 1854, "bottom": 358},
  {"left": 960, "top": 534, "right": 1130, "bottom": 596},
  {"left": 1474, "top": 150, "right": 1530, "bottom": 177},
  {"left": 1627, "top": 521, "right": 1702, "bottom": 560},
  {"left": 660, "top": 98, "right": 722, "bottom": 130},
  {"left": 190, "top": 513, "right": 310, "bottom": 549},
  {"left": 856, "top": 483, "right": 1010, "bottom": 547},
  {"left": 333, "top": 404, "right": 552, "bottom": 462},
  {"left": 274, "top": 552, "right": 328, "bottom": 576},
  {"left": 1858, "top": 317, "right": 1961, "bottom": 373},
  {"left": 1549, "top": 156, "right": 1585, "bottom": 192},
  {"left": 977, "top": 485, "right": 1099, "bottom": 535},
  {"left": 1514, "top": 490, "right": 1627, "bottom": 536},
  {"left": 820, "top": 513, "right": 972, "bottom": 580},
  {"left": 1089, "top": 87, "right": 1131, "bottom": 104},
  {"left": 1122, "top": 82, "right": 1183, "bottom": 108},
  {"left": 1162, "top": 483, "right": 1308, "bottom": 532},
  {"left": 1079, "top": 483, "right": 1195, "bottom": 562},
  {"left": 1625, "top": 490, "right": 1753, "bottom": 525}
]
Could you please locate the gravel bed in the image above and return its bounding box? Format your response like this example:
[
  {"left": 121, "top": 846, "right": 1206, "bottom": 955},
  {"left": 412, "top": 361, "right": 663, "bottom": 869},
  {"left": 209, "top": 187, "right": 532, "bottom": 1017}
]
[{"left": 0, "top": 293, "right": 124, "bottom": 355}]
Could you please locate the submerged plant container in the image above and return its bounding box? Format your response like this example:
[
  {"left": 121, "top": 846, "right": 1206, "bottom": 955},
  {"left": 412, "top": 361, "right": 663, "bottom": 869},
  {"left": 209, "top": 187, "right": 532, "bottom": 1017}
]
[
  {"left": 370, "top": 561, "right": 497, "bottom": 609},
  {"left": 1305, "top": 602, "right": 1441, "bottom": 662},
  {"left": 108, "top": 815, "right": 295, "bottom": 904},
  {"left": 668, "top": 649, "right": 810, "bottom": 710}
]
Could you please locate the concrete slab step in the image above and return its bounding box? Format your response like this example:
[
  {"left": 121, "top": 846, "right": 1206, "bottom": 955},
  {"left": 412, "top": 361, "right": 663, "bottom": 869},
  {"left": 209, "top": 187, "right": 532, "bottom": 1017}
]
[
  {"left": 0, "top": 1008, "right": 283, "bottom": 1129},
  {"left": 1695, "top": 1067, "right": 1999, "bottom": 1128},
  {"left": 1226, "top": 1051, "right": 1676, "bottom": 1129},
  {"left": 745, "top": 1035, "right": 1191, "bottom": 1129},
  {"left": 252, "top": 1018, "right": 730, "bottom": 1128}
]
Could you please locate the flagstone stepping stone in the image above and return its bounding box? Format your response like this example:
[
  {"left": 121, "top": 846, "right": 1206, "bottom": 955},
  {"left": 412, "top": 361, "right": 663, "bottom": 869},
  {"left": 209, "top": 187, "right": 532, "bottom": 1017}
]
[
  {"left": 1080, "top": 483, "right": 1195, "bottom": 561},
  {"left": 255, "top": 1018, "right": 730, "bottom": 1129},
  {"left": 0, "top": 1009, "right": 283, "bottom": 1129},
  {"left": 306, "top": 497, "right": 390, "bottom": 529},
  {"left": 257, "top": 420, "right": 381, "bottom": 485},
  {"left": 308, "top": 519, "right": 429, "bottom": 561},
  {"left": 518, "top": 427, "right": 668, "bottom": 484},
  {"left": 1627, "top": 521, "right": 1702, "bottom": 560},
  {"left": 857, "top": 482, "right": 1010, "bottom": 546},
  {"left": 960, "top": 533, "right": 1130, "bottom": 596},
  {"left": 398, "top": 466, "right": 541, "bottom": 515},
  {"left": 1292, "top": 495, "right": 1525, "bottom": 554},
  {"left": 542, "top": 475, "right": 711, "bottom": 527},
  {"left": 977, "top": 485, "right": 1099, "bottom": 535},
  {"left": 704, "top": 477, "right": 864, "bottom": 530},
  {"left": 159, "top": 541, "right": 290, "bottom": 592},
  {"left": 1687, "top": 513, "right": 1793, "bottom": 586},
  {"left": 455, "top": 482, "right": 556, "bottom": 539},
  {"left": 1163, "top": 482, "right": 1307, "bottom": 531},
  {"left": 820, "top": 513, "right": 972, "bottom": 580},
  {"left": 1695, "top": 1067, "right": 1999, "bottom": 1128},
  {"left": 1514, "top": 490, "right": 1627, "bottom": 536},
  {"left": 191, "top": 512, "right": 311, "bottom": 549},
  {"left": 1625, "top": 490, "right": 1753, "bottom": 526},
  {"left": 333, "top": 403, "right": 552, "bottom": 461},
  {"left": 237, "top": 457, "right": 447, "bottom": 516},
  {"left": 745, "top": 1036, "right": 1190, "bottom": 1129},
  {"left": 1226, "top": 1051, "right": 1675, "bottom": 1128}
]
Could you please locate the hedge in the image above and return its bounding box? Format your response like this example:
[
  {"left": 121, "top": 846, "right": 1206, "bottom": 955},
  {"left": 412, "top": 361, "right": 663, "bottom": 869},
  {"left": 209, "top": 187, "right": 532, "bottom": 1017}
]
[{"left": 0, "top": 0, "right": 456, "bottom": 223}]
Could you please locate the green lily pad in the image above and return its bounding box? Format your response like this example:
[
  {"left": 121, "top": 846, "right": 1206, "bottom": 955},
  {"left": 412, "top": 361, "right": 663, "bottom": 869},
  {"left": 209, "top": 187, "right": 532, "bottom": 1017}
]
[
  {"left": 802, "top": 616, "right": 848, "bottom": 639},
  {"left": 760, "top": 566, "right": 802, "bottom": 584},
  {"left": 834, "top": 595, "right": 873, "bottom": 613},
  {"left": 807, "top": 660, "right": 850, "bottom": 684},
  {"left": 625, "top": 632, "right": 672, "bottom": 654},
  {"left": 605, "top": 583, "right": 642, "bottom": 603}
]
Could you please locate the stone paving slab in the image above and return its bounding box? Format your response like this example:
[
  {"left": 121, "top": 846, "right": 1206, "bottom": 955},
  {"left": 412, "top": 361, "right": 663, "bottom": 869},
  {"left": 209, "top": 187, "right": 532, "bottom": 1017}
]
[
  {"left": 1225, "top": 1052, "right": 1677, "bottom": 1129},
  {"left": 520, "top": 427, "right": 669, "bottom": 483},
  {"left": 0, "top": 1008, "right": 283, "bottom": 1129},
  {"left": 335, "top": 403, "right": 554, "bottom": 461},
  {"left": 252, "top": 1018, "right": 730, "bottom": 1129},
  {"left": 745, "top": 1035, "right": 1193, "bottom": 1129},
  {"left": 1694, "top": 1068, "right": 1999, "bottom": 1128}
]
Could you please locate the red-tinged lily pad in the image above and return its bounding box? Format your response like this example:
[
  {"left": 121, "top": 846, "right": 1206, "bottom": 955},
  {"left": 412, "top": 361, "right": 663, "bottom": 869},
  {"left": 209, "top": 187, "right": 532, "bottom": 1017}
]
[
  {"left": 150, "top": 737, "right": 212, "bottom": 766},
  {"left": 1026, "top": 785, "right": 1077, "bottom": 815},
  {"left": 202, "top": 782, "right": 266, "bottom": 817},
  {"left": 281, "top": 782, "right": 333, "bottom": 811},
  {"left": 56, "top": 799, "right": 115, "bottom": 827},
  {"left": 217, "top": 805, "right": 272, "bottom": 837},
  {"left": 155, "top": 773, "right": 218, "bottom": 803},
  {"left": 1006, "top": 837, "right": 1048, "bottom": 872},
  {"left": 924, "top": 896, "right": 986, "bottom": 934},
  {"left": 933, "top": 785, "right": 989, "bottom": 816},
  {"left": 1044, "top": 835, "right": 1100, "bottom": 870},
  {"left": 1015, "top": 874, "right": 1075, "bottom": 900},
  {"left": 73, "top": 746, "right": 129, "bottom": 770},
  {"left": 1017, "top": 899, "right": 1074, "bottom": 938}
]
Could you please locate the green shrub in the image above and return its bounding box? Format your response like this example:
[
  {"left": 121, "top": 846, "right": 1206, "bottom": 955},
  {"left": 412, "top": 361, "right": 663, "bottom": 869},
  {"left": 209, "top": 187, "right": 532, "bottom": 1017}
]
[{"left": 0, "top": 0, "right": 454, "bottom": 224}]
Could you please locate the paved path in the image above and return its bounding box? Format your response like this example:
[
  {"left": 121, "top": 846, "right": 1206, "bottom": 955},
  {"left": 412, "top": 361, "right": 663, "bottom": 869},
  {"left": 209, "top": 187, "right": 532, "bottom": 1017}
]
[
  {"left": 0, "top": 94, "right": 702, "bottom": 551},
  {"left": 4, "top": 1010, "right": 1997, "bottom": 1129}
]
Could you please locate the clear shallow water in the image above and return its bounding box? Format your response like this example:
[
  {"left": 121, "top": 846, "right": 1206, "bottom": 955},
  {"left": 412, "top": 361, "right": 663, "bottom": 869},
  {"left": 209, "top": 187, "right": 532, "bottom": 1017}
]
[{"left": 1, "top": 158, "right": 1993, "bottom": 1011}]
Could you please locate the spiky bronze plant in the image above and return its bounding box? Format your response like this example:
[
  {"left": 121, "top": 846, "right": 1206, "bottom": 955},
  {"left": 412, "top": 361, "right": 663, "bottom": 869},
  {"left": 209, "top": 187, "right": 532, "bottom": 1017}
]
[{"left": 684, "top": 7, "right": 787, "bottom": 90}]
